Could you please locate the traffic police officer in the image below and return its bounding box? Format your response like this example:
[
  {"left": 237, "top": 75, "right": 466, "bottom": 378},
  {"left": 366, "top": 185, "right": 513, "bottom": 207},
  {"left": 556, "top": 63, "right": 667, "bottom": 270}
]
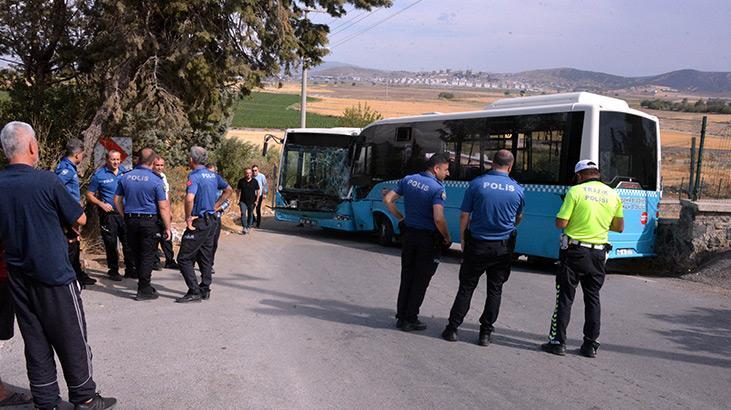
[
  {"left": 176, "top": 146, "right": 232, "bottom": 303},
  {"left": 114, "top": 148, "right": 172, "bottom": 301},
  {"left": 541, "top": 159, "right": 624, "bottom": 357},
  {"left": 86, "top": 150, "right": 135, "bottom": 281},
  {"left": 383, "top": 153, "right": 451, "bottom": 332},
  {"left": 442, "top": 150, "right": 525, "bottom": 346},
  {"left": 55, "top": 138, "right": 96, "bottom": 286}
]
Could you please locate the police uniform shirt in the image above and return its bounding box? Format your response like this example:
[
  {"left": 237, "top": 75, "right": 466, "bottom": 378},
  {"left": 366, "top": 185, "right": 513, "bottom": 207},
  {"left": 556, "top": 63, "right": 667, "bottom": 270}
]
[
  {"left": 187, "top": 166, "right": 230, "bottom": 217},
  {"left": 0, "top": 164, "right": 83, "bottom": 285},
  {"left": 115, "top": 166, "right": 167, "bottom": 214},
  {"left": 556, "top": 180, "right": 623, "bottom": 245},
  {"left": 461, "top": 170, "right": 525, "bottom": 241},
  {"left": 88, "top": 165, "right": 128, "bottom": 209},
  {"left": 394, "top": 172, "right": 446, "bottom": 231},
  {"left": 54, "top": 157, "right": 81, "bottom": 202}
]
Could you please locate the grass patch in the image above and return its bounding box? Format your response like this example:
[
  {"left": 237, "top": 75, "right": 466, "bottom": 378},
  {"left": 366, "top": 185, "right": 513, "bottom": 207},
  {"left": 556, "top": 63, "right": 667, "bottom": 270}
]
[{"left": 231, "top": 92, "right": 341, "bottom": 129}]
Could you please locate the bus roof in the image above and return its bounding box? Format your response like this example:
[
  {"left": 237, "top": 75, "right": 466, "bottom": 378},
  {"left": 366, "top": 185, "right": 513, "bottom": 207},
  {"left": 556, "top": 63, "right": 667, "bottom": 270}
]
[
  {"left": 285, "top": 127, "right": 360, "bottom": 136},
  {"left": 365, "top": 92, "right": 658, "bottom": 128}
]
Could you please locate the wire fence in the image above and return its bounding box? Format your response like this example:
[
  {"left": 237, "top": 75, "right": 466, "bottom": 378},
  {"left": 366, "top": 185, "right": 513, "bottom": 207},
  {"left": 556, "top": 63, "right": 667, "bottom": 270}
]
[{"left": 662, "top": 116, "right": 731, "bottom": 199}]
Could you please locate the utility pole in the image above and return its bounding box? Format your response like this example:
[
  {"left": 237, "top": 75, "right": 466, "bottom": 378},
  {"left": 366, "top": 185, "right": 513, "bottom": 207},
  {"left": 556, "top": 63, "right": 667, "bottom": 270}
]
[{"left": 299, "top": 8, "right": 327, "bottom": 129}]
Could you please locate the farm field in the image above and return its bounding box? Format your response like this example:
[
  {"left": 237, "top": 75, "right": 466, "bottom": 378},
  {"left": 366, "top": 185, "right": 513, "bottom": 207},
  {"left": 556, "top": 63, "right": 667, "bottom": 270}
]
[{"left": 231, "top": 92, "right": 340, "bottom": 129}]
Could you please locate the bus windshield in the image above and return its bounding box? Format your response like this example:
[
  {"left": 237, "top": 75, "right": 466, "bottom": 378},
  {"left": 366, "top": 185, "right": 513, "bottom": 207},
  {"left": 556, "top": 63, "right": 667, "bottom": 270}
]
[
  {"left": 599, "top": 112, "right": 658, "bottom": 190},
  {"left": 280, "top": 133, "right": 353, "bottom": 198}
]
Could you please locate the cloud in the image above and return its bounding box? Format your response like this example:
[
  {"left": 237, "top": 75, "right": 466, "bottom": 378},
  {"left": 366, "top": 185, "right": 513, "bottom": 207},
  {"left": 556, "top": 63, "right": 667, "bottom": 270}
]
[{"left": 437, "top": 12, "right": 456, "bottom": 24}]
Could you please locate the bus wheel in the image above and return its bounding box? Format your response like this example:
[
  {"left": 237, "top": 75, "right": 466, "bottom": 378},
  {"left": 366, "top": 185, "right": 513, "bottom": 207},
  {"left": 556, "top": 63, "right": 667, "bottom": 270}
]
[{"left": 375, "top": 216, "right": 394, "bottom": 246}]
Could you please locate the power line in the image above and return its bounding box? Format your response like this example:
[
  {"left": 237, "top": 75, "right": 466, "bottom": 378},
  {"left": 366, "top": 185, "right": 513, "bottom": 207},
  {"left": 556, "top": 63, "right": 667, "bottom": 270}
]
[
  {"left": 328, "top": 9, "right": 366, "bottom": 31},
  {"left": 330, "top": 9, "right": 382, "bottom": 36},
  {"left": 330, "top": 0, "right": 425, "bottom": 49}
]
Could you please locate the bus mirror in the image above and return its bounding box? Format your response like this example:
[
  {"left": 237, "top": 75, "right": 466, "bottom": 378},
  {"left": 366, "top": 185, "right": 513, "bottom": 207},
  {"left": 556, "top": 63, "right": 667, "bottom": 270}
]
[{"left": 262, "top": 141, "right": 268, "bottom": 157}]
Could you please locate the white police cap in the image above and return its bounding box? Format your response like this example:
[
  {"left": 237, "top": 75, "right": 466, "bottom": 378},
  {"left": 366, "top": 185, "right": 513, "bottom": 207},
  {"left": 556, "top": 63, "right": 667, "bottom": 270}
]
[{"left": 574, "top": 159, "right": 599, "bottom": 173}]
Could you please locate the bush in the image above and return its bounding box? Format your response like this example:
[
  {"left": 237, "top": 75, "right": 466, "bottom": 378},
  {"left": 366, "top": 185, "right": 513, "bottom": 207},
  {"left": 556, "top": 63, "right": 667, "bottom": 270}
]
[
  {"left": 209, "top": 137, "right": 280, "bottom": 194},
  {"left": 338, "top": 102, "right": 383, "bottom": 128},
  {"left": 438, "top": 92, "right": 454, "bottom": 100}
]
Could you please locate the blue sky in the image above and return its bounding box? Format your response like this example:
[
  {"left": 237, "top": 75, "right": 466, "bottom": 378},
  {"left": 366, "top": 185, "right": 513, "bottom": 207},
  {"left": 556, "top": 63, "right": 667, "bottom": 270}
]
[{"left": 313, "top": 0, "right": 731, "bottom": 76}]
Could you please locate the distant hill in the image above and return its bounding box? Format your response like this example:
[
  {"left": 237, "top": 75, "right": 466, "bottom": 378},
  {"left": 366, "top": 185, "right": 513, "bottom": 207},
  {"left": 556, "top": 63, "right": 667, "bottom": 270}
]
[{"left": 309, "top": 62, "right": 731, "bottom": 95}]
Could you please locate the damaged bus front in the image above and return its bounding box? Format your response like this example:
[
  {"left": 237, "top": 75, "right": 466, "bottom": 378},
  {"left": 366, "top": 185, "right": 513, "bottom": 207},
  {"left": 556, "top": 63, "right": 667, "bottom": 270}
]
[{"left": 274, "top": 128, "right": 361, "bottom": 229}]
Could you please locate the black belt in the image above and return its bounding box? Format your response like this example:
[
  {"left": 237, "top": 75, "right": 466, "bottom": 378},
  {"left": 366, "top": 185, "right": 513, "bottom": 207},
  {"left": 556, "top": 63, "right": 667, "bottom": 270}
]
[{"left": 125, "top": 213, "right": 157, "bottom": 219}]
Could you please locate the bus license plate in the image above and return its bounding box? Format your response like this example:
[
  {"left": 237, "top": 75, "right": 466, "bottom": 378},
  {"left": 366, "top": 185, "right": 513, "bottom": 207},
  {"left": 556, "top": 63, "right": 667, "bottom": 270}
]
[
  {"left": 299, "top": 218, "right": 316, "bottom": 226},
  {"left": 616, "top": 248, "right": 635, "bottom": 256}
]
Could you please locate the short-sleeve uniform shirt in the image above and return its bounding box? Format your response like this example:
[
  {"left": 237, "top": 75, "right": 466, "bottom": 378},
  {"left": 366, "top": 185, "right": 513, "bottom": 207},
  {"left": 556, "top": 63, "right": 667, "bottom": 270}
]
[
  {"left": 556, "top": 180, "right": 624, "bottom": 244},
  {"left": 88, "top": 165, "right": 128, "bottom": 209},
  {"left": 393, "top": 172, "right": 446, "bottom": 231},
  {"left": 461, "top": 171, "right": 525, "bottom": 240},
  {"left": 54, "top": 157, "right": 81, "bottom": 202},
  {"left": 0, "top": 164, "right": 84, "bottom": 285},
  {"left": 237, "top": 178, "right": 260, "bottom": 205},
  {"left": 115, "top": 166, "right": 167, "bottom": 214},
  {"left": 187, "top": 166, "right": 230, "bottom": 216}
]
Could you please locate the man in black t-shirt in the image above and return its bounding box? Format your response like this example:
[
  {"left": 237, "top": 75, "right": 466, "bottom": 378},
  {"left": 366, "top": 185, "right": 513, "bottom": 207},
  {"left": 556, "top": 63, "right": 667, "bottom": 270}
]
[
  {"left": 236, "top": 168, "right": 259, "bottom": 234},
  {"left": 0, "top": 121, "right": 116, "bottom": 409}
]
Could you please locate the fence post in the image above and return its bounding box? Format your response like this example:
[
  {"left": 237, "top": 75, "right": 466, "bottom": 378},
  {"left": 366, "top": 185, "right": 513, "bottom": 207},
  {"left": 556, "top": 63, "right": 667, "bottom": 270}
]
[
  {"left": 692, "top": 116, "right": 707, "bottom": 201},
  {"left": 688, "top": 137, "right": 696, "bottom": 198}
]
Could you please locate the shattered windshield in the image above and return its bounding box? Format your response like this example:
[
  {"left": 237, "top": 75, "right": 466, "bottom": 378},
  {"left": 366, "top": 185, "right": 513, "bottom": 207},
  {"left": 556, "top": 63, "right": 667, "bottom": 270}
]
[{"left": 281, "top": 144, "right": 351, "bottom": 198}]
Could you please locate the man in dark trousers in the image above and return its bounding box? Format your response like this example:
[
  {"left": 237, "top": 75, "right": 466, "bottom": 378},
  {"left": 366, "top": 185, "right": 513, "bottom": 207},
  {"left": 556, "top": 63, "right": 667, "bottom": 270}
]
[
  {"left": 383, "top": 153, "right": 451, "bottom": 332},
  {"left": 236, "top": 168, "right": 259, "bottom": 235},
  {"left": 0, "top": 243, "right": 34, "bottom": 407},
  {"left": 176, "top": 146, "right": 232, "bottom": 303},
  {"left": 442, "top": 150, "right": 525, "bottom": 346},
  {"left": 55, "top": 138, "right": 96, "bottom": 286},
  {"left": 86, "top": 150, "right": 134, "bottom": 281},
  {"left": 541, "top": 159, "right": 624, "bottom": 358},
  {"left": 153, "top": 156, "right": 178, "bottom": 269},
  {"left": 0, "top": 121, "right": 116, "bottom": 409},
  {"left": 114, "top": 148, "right": 172, "bottom": 301}
]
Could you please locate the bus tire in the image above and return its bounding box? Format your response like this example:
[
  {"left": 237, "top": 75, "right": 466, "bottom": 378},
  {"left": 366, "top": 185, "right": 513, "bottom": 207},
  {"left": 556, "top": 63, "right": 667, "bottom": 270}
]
[{"left": 375, "top": 215, "right": 394, "bottom": 246}]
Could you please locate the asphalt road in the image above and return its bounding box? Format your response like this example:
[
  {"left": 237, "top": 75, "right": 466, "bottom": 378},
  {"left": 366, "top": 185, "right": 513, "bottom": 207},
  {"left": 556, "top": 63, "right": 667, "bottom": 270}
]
[{"left": 1, "top": 220, "right": 730, "bottom": 409}]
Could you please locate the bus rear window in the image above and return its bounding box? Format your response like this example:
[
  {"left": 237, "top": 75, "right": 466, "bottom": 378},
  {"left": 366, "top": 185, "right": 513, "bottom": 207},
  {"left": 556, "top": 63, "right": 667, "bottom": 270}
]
[{"left": 599, "top": 112, "right": 658, "bottom": 190}]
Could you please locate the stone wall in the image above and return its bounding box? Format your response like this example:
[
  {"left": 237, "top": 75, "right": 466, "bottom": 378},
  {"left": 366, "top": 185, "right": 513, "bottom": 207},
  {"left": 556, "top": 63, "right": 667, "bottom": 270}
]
[{"left": 655, "top": 200, "right": 731, "bottom": 273}]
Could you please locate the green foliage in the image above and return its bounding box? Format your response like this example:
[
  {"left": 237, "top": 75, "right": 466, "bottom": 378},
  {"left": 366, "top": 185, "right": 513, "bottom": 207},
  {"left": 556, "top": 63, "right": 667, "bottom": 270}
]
[
  {"left": 338, "top": 102, "right": 383, "bottom": 128},
  {"left": 231, "top": 92, "right": 340, "bottom": 129},
  {"left": 0, "top": 0, "right": 392, "bottom": 175},
  {"left": 438, "top": 92, "right": 454, "bottom": 100},
  {"left": 641, "top": 98, "right": 731, "bottom": 114},
  {"left": 210, "top": 137, "right": 280, "bottom": 190}
]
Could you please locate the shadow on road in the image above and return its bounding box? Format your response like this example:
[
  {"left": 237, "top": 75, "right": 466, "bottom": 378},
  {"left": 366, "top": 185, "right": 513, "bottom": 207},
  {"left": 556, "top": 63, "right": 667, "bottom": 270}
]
[
  {"left": 84, "top": 269, "right": 182, "bottom": 301},
  {"left": 647, "top": 307, "right": 731, "bottom": 357},
  {"left": 217, "top": 280, "right": 731, "bottom": 369}
]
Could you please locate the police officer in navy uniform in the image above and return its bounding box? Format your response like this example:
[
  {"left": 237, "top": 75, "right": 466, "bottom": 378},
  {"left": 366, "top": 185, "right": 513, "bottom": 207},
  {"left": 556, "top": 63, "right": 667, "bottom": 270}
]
[
  {"left": 176, "top": 146, "right": 232, "bottom": 303},
  {"left": 55, "top": 138, "right": 97, "bottom": 286},
  {"left": 114, "top": 148, "right": 172, "bottom": 301},
  {"left": 441, "top": 150, "right": 525, "bottom": 346},
  {"left": 384, "top": 153, "right": 451, "bottom": 332},
  {"left": 86, "top": 149, "right": 135, "bottom": 281},
  {"left": 0, "top": 121, "right": 117, "bottom": 409},
  {"left": 541, "top": 160, "right": 624, "bottom": 357}
]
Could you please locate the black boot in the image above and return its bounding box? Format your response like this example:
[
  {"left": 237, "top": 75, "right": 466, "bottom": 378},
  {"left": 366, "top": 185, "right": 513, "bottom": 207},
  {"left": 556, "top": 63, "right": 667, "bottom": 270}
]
[
  {"left": 478, "top": 327, "right": 491, "bottom": 346},
  {"left": 579, "top": 339, "right": 599, "bottom": 358},
  {"left": 441, "top": 326, "right": 458, "bottom": 342}
]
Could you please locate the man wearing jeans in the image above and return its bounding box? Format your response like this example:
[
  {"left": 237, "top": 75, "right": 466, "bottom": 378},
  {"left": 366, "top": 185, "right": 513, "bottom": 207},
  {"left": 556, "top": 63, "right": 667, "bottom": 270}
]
[
  {"left": 237, "top": 168, "right": 259, "bottom": 234},
  {"left": 252, "top": 164, "right": 268, "bottom": 228}
]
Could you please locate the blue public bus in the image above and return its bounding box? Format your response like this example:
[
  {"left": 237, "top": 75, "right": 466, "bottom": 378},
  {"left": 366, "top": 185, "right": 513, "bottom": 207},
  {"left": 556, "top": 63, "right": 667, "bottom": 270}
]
[{"left": 275, "top": 92, "right": 662, "bottom": 260}]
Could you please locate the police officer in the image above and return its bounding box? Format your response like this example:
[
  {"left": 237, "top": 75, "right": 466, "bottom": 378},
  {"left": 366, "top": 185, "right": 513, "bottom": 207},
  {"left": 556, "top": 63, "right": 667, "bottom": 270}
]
[
  {"left": 176, "top": 146, "right": 232, "bottom": 303},
  {"left": 86, "top": 150, "right": 135, "bottom": 281},
  {"left": 205, "top": 163, "right": 230, "bottom": 274},
  {"left": 0, "top": 121, "right": 117, "bottom": 409},
  {"left": 55, "top": 138, "right": 97, "bottom": 286},
  {"left": 441, "top": 150, "right": 525, "bottom": 346},
  {"left": 383, "top": 153, "right": 451, "bottom": 332},
  {"left": 541, "top": 159, "right": 624, "bottom": 358},
  {"left": 114, "top": 148, "right": 172, "bottom": 301}
]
